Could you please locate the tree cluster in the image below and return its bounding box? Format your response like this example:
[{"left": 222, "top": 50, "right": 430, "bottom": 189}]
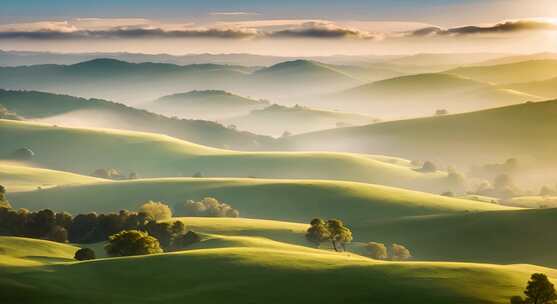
[
  {"left": 174, "top": 197, "right": 239, "bottom": 218},
  {"left": 365, "top": 242, "right": 412, "bottom": 261},
  {"left": 91, "top": 168, "right": 137, "bottom": 180},
  {"left": 306, "top": 218, "right": 352, "bottom": 252}
]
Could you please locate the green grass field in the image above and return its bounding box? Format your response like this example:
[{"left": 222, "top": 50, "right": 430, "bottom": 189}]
[
  {"left": 0, "top": 119, "right": 458, "bottom": 193},
  {"left": 1, "top": 235, "right": 555, "bottom": 304},
  {"left": 9, "top": 177, "right": 512, "bottom": 222},
  {"left": 0, "top": 162, "right": 103, "bottom": 192}
]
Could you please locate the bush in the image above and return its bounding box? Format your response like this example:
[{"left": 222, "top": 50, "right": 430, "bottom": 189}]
[
  {"left": 105, "top": 230, "right": 163, "bottom": 257},
  {"left": 74, "top": 248, "right": 96, "bottom": 261},
  {"left": 390, "top": 243, "right": 412, "bottom": 261},
  {"left": 366, "top": 242, "right": 388, "bottom": 260},
  {"left": 175, "top": 197, "right": 239, "bottom": 218},
  {"left": 138, "top": 201, "right": 172, "bottom": 221}
]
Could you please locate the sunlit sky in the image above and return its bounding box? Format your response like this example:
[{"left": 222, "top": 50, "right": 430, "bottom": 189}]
[{"left": 1, "top": 0, "right": 557, "bottom": 56}]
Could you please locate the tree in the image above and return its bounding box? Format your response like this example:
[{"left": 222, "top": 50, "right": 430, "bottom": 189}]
[
  {"left": 390, "top": 244, "right": 412, "bottom": 261},
  {"left": 435, "top": 109, "right": 449, "bottom": 116},
  {"left": 326, "top": 219, "right": 352, "bottom": 252},
  {"left": 74, "top": 248, "right": 96, "bottom": 261},
  {"left": 192, "top": 172, "right": 203, "bottom": 178},
  {"left": 105, "top": 230, "right": 163, "bottom": 257},
  {"left": 365, "top": 242, "right": 388, "bottom": 260},
  {"left": 0, "top": 185, "right": 11, "bottom": 209},
  {"left": 523, "top": 273, "right": 556, "bottom": 304},
  {"left": 175, "top": 230, "right": 202, "bottom": 248},
  {"left": 174, "top": 197, "right": 239, "bottom": 218},
  {"left": 305, "top": 218, "right": 330, "bottom": 248},
  {"left": 48, "top": 225, "right": 69, "bottom": 243},
  {"left": 420, "top": 161, "right": 437, "bottom": 173},
  {"left": 138, "top": 201, "right": 172, "bottom": 221}
]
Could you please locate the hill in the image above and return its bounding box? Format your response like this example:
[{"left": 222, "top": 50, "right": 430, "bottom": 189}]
[
  {"left": 151, "top": 90, "right": 269, "bottom": 120},
  {"left": 0, "top": 162, "right": 104, "bottom": 192},
  {"left": 447, "top": 60, "right": 557, "bottom": 85},
  {"left": 2, "top": 235, "right": 555, "bottom": 304},
  {"left": 0, "top": 236, "right": 78, "bottom": 266},
  {"left": 504, "top": 77, "right": 557, "bottom": 100},
  {"left": 0, "top": 89, "right": 272, "bottom": 150},
  {"left": 8, "top": 178, "right": 510, "bottom": 221},
  {"left": 277, "top": 99, "right": 557, "bottom": 170},
  {"left": 0, "top": 119, "right": 459, "bottom": 193},
  {"left": 321, "top": 73, "right": 534, "bottom": 118},
  {"left": 224, "top": 104, "right": 377, "bottom": 136}
]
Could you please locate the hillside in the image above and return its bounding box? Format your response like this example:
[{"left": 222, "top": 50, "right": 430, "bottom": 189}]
[
  {"left": 0, "top": 89, "right": 273, "bottom": 150},
  {"left": 321, "top": 73, "right": 534, "bottom": 118},
  {"left": 0, "top": 236, "right": 78, "bottom": 266},
  {"left": 9, "top": 178, "right": 510, "bottom": 221},
  {"left": 0, "top": 120, "right": 459, "bottom": 193},
  {"left": 504, "top": 77, "right": 557, "bottom": 100},
  {"left": 447, "top": 60, "right": 557, "bottom": 85},
  {"left": 151, "top": 90, "right": 269, "bottom": 120},
  {"left": 0, "top": 162, "right": 104, "bottom": 192},
  {"left": 224, "top": 104, "right": 377, "bottom": 136},
  {"left": 278, "top": 99, "right": 557, "bottom": 169},
  {"left": 2, "top": 234, "right": 556, "bottom": 304}
]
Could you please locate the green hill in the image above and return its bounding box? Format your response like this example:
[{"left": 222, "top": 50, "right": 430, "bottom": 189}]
[
  {"left": 0, "top": 89, "right": 272, "bottom": 150},
  {"left": 0, "top": 119, "right": 462, "bottom": 193},
  {"left": 9, "top": 178, "right": 510, "bottom": 221},
  {"left": 322, "top": 73, "right": 534, "bottom": 118},
  {"left": 224, "top": 104, "right": 377, "bottom": 136},
  {"left": 0, "top": 162, "right": 104, "bottom": 192},
  {"left": 447, "top": 60, "right": 557, "bottom": 85},
  {"left": 0, "top": 236, "right": 78, "bottom": 266},
  {"left": 1, "top": 235, "right": 555, "bottom": 304},
  {"left": 152, "top": 90, "right": 269, "bottom": 120},
  {"left": 278, "top": 99, "right": 557, "bottom": 169}
]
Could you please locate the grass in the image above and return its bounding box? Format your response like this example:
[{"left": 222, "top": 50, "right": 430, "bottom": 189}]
[
  {"left": 0, "top": 234, "right": 555, "bottom": 304},
  {"left": 9, "top": 178, "right": 513, "bottom": 222},
  {"left": 0, "top": 161, "right": 103, "bottom": 192},
  {"left": 0, "top": 119, "right": 458, "bottom": 193}
]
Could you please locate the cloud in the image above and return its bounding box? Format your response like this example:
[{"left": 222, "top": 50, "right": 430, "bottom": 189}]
[
  {"left": 268, "top": 22, "right": 378, "bottom": 39},
  {"left": 209, "top": 12, "right": 258, "bottom": 16},
  {"left": 409, "top": 19, "right": 557, "bottom": 37}
]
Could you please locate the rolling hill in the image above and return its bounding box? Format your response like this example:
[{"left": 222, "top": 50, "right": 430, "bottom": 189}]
[
  {"left": 504, "top": 77, "right": 557, "bottom": 100},
  {"left": 447, "top": 60, "right": 557, "bottom": 85},
  {"left": 224, "top": 104, "right": 377, "bottom": 136},
  {"left": 151, "top": 90, "right": 269, "bottom": 120},
  {"left": 1, "top": 234, "right": 556, "bottom": 304},
  {"left": 0, "top": 119, "right": 459, "bottom": 193},
  {"left": 8, "top": 178, "right": 510, "bottom": 220},
  {"left": 0, "top": 162, "right": 104, "bottom": 192},
  {"left": 320, "top": 73, "right": 535, "bottom": 118},
  {"left": 277, "top": 99, "right": 557, "bottom": 170},
  {"left": 0, "top": 89, "right": 273, "bottom": 150}
]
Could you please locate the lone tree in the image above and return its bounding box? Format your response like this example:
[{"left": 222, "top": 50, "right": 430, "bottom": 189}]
[
  {"left": 105, "top": 230, "right": 163, "bottom": 257},
  {"left": 138, "top": 201, "right": 172, "bottom": 221},
  {"left": 326, "top": 219, "right": 352, "bottom": 252},
  {"left": 365, "top": 242, "right": 388, "bottom": 260},
  {"left": 390, "top": 244, "right": 412, "bottom": 261},
  {"left": 74, "top": 248, "right": 96, "bottom": 261},
  {"left": 305, "top": 218, "right": 330, "bottom": 248},
  {"left": 516, "top": 273, "right": 557, "bottom": 304}
]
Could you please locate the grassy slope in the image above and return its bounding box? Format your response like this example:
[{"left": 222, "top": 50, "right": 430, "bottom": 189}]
[
  {"left": 447, "top": 60, "right": 557, "bottom": 84},
  {"left": 1, "top": 235, "right": 555, "bottom": 304},
  {"left": 505, "top": 77, "right": 557, "bottom": 100},
  {"left": 0, "top": 162, "right": 104, "bottom": 192},
  {"left": 0, "top": 89, "right": 272, "bottom": 150},
  {"left": 225, "top": 104, "right": 376, "bottom": 136},
  {"left": 279, "top": 99, "right": 557, "bottom": 166},
  {"left": 0, "top": 237, "right": 78, "bottom": 266},
  {"left": 0, "top": 119, "right": 457, "bottom": 192},
  {"left": 323, "top": 73, "right": 533, "bottom": 117},
  {"left": 9, "top": 178, "right": 511, "bottom": 221}
]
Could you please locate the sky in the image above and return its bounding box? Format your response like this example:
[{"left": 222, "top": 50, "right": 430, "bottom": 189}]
[{"left": 1, "top": 0, "right": 556, "bottom": 56}]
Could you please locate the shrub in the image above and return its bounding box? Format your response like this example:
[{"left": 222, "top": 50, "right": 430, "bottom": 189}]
[
  {"left": 105, "top": 230, "right": 163, "bottom": 257},
  {"left": 138, "top": 201, "right": 172, "bottom": 221},
  {"left": 175, "top": 197, "right": 239, "bottom": 218},
  {"left": 366, "top": 242, "right": 388, "bottom": 260},
  {"left": 390, "top": 243, "right": 412, "bottom": 261},
  {"left": 74, "top": 248, "right": 96, "bottom": 261}
]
